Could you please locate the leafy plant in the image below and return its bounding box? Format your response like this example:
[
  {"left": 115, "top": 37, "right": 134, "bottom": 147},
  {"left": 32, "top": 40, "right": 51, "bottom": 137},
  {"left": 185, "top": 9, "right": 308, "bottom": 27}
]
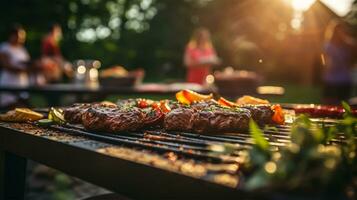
[{"left": 244, "top": 102, "right": 357, "bottom": 198}]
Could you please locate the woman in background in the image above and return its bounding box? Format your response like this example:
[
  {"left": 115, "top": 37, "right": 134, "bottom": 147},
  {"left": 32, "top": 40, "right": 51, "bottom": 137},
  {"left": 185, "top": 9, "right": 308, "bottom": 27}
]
[
  {"left": 323, "top": 20, "right": 356, "bottom": 104},
  {"left": 184, "top": 27, "right": 220, "bottom": 85},
  {"left": 41, "top": 23, "right": 64, "bottom": 83},
  {"left": 0, "top": 25, "right": 30, "bottom": 108}
]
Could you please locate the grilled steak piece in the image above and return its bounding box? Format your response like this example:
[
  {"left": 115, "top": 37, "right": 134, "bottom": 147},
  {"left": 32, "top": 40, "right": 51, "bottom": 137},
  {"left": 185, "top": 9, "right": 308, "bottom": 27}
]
[
  {"left": 164, "top": 105, "right": 251, "bottom": 133},
  {"left": 116, "top": 99, "right": 138, "bottom": 107},
  {"left": 63, "top": 103, "right": 92, "bottom": 124},
  {"left": 82, "top": 106, "right": 145, "bottom": 132},
  {"left": 164, "top": 108, "right": 197, "bottom": 132},
  {"left": 194, "top": 106, "right": 251, "bottom": 133},
  {"left": 190, "top": 100, "right": 218, "bottom": 110},
  {"left": 239, "top": 105, "right": 274, "bottom": 124},
  {"left": 63, "top": 103, "right": 117, "bottom": 124},
  {"left": 141, "top": 107, "right": 165, "bottom": 128}
]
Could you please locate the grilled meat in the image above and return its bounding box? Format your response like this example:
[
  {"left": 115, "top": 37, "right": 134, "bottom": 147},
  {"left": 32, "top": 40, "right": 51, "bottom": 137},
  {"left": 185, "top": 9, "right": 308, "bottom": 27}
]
[
  {"left": 239, "top": 105, "right": 274, "bottom": 124},
  {"left": 141, "top": 107, "right": 165, "bottom": 128},
  {"left": 63, "top": 103, "right": 92, "bottom": 124},
  {"left": 63, "top": 103, "right": 117, "bottom": 124},
  {"left": 190, "top": 101, "right": 276, "bottom": 125},
  {"left": 164, "top": 108, "right": 196, "bottom": 132},
  {"left": 82, "top": 106, "right": 145, "bottom": 132},
  {"left": 64, "top": 99, "right": 279, "bottom": 134},
  {"left": 116, "top": 99, "right": 138, "bottom": 108},
  {"left": 164, "top": 105, "right": 251, "bottom": 133}
]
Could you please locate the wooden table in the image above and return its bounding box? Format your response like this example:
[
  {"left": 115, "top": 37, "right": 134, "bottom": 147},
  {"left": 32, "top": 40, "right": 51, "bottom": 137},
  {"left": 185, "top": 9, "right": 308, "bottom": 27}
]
[{"left": 0, "top": 122, "right": 245, "bottom": 200}]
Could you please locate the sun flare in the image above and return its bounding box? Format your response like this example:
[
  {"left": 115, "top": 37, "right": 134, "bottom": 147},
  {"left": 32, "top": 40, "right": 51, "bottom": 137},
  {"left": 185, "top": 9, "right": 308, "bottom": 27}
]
[{"left": 291, "top": 0, "right": 316, "bottom": 11}]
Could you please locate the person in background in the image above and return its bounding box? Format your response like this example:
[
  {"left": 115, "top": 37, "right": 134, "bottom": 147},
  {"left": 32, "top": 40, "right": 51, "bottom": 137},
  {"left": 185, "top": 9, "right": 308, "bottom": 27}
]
[
  {"left": 42, "top": 23, "right": 62, "bottom": 58},
  {"left": 41, "top": 23, "right": 67, "bottom": 83},
  {"left": 323, "top": 20, "right": 356, "bottom": 104},
  {"left": 184, "top": 27, "right": 220, "bottom": 85},
  {"left": 0, "top": 25, "right": 30, "bottom": 109}
]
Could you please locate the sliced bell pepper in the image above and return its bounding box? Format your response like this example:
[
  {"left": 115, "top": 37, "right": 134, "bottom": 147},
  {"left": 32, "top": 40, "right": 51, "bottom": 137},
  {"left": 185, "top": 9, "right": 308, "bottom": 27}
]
[
  {"left": 176, "top": 89, "right": 213, "bottom": 104},
  {"left": 152, "top": 100, "right": 172, "bottom": 113},
  {"left": 176, "top": 91, "right": 191, "bottom": 104},
  {"left": 217, "top": 97, "right": 237, "bottom": 107},
  {"left": 271, "top": 104, "right": 285, "bottom": 125},
  {"left": 236, "top": 95, "right": 269, "bottom": 105},
  {"left": 159, "top": 100, "right": 172, "bottom": 113}
]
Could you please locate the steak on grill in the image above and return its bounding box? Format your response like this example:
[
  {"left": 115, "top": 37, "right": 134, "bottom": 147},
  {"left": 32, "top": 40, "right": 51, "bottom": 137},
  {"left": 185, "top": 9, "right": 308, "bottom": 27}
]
[
  {"left": 63, "top": 103, "right": 117, "bottom": 124},
  {"left": 164, "top": 105, "right": 251, "bottom": 133},
  {"left": 239, "top": 105, "right": 274, "bottom": 124},
  {"left": 63, "top": 103, "right": 92, "bottom": 124},
  {"left": 82, "top": 106, "right": 145, "bottom": 132},
  {"left": 64, "top": 100, "right": 278, "bottom": 134}
]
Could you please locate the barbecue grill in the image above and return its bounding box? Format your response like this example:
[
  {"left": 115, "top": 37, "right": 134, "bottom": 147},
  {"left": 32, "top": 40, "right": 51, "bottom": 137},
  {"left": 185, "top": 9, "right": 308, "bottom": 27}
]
[{"left": 0, "top": 108, "right": 354, "bottom": 199}]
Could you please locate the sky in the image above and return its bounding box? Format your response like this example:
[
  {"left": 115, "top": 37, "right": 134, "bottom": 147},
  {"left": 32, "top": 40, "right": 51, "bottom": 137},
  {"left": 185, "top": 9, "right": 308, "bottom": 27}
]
[{"left": 320, "top": 0, "right": 353, "bottom": 16}]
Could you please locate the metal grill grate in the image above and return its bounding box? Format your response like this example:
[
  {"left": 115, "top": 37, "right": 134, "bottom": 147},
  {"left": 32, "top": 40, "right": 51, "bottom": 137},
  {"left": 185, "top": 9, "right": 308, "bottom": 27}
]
[{"left": 43, "top": 118, "right": 354, "bottom": 165}]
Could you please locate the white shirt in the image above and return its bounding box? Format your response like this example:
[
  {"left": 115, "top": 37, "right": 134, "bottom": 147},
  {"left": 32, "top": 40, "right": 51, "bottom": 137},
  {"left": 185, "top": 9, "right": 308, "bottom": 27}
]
[{"left": 0, "top": 42, "right": 30, "bottom": 106}]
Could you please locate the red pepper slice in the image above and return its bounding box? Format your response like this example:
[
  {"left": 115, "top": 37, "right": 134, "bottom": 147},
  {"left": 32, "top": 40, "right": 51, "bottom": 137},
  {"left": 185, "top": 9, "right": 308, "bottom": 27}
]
[{"left": 271, "top": 104, "right": 285, "bottom": 125}]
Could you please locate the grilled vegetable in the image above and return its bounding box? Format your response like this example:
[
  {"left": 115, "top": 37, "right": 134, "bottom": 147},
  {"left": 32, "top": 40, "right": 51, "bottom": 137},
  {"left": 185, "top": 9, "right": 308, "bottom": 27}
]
[
  {"left": 176, "top": 89, "right": 213, "bottom": 104},
  {"left": 37, "top": 119, "right": 54, "bottom": 127},
  {"left": 136, "top": 99, "right": 155, "bottom": 108},
  {"left": 271, "top": 105, "right": 284, "bottom": 125},
  {"left": 49, "top": 107, "right": 66, "bottom": 125},
  {"left": 236, "top": 95, "right": 269, "bottom": 105},
  {"left": 0, "top": 108, "right": 43, "bottom": 122},
  {"left": 152, "top": 100, "right": 172, "bottom": 113},
  {"left": 217, "top": 97, "right": 237, "bottom": 107}
]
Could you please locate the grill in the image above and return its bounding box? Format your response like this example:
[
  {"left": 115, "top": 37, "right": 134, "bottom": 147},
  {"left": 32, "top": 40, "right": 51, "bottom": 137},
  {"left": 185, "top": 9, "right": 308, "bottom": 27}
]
[
  {"left": 1, "top": 107, "right": 356, "bottom": 199},
  {"left": 38, "top": 115, "right": 352, "bottom": 188}
]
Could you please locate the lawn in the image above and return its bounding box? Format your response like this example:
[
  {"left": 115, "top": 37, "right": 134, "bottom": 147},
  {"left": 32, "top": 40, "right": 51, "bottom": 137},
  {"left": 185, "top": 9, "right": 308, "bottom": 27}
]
[
  {"left": 264, "top": 84, "right": 322, "bottom": 104},
  {"left": 28, "top": 83, "right": 323, "bottom": 108}
]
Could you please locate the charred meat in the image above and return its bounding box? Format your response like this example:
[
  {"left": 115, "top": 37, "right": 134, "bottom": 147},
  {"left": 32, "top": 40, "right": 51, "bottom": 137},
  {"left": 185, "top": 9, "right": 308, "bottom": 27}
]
[
  {"left": 164, "top": 105, "right": 251, "bottom": 133},
  {"left": 63, "top": 103, "right": 117, "bottom": 124},
  {"left": 63, "top": 103, "right": 92, "bottom": 124},
  {"left": 239, "top": 105, "right": 274, "bottom": 124},
  {"left": 63, "top": 96, "right": 283, "bottom": 134},
  {"left": 82, "top": 106, "right": 145, "bottom": 132}
]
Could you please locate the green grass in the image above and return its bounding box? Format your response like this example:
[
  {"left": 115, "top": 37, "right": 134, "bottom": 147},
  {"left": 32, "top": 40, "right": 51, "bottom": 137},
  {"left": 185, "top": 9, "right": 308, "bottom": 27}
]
[
  {"left": 27, "top": 84, "right": 322, "bottom": 107},
  {"left": 265, "top": 84, "right": 322, "bottom": 104}
]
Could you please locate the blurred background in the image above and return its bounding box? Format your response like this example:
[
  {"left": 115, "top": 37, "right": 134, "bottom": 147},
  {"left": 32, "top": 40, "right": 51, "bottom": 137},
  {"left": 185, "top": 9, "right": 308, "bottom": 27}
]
[
  {"left": 0, "top": 0, "right": 356, "bottom": 105},
  {"left": 0, "top": 0, "right": 357, "bottom": 199}
]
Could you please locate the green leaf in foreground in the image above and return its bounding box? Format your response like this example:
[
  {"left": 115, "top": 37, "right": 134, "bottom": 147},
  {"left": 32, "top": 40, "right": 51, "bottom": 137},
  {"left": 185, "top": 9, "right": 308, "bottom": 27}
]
[
  {"left": 341, "top": 101, "right": 351, "bottom": 114},
  {"left": 249, "top": 119, "right": 269, "bottom": 151},
  {"left": 244, "top": 103, "right": 357, "bottom": 196}
]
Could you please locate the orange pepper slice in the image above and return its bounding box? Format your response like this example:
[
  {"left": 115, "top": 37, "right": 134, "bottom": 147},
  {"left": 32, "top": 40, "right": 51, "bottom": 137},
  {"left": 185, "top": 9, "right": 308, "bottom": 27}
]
[
  {"left": 217, "top": 97, "right": 237, "bottom": 107},
  {"left": 176, "top": 91, "right": 191, "bottom": 104},
  {"left": 236, "top": 95, "right": 269, "bottom": 105},
  {"left": 271, "top": 104, "right": 285, "bottom": 125},
  {"left": 176, "top": 89, "right": 212, "bottom": 104}
]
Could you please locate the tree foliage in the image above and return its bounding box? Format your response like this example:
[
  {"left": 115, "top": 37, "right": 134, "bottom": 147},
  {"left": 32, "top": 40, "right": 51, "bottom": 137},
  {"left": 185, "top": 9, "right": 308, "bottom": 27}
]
[{"left": 0, "top": 0, "right": 355, "bottom": 82}]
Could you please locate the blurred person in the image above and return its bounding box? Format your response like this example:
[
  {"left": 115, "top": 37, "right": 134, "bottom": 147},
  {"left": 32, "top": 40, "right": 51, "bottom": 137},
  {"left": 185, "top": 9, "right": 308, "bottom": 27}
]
[
  {"left": 184, "top": 27, "right": 220, "bottom": 85},
  {"left": 0, "top": 25, "right": 30, "bottom": 109},
  {"left": 323, "top": 20, "right": 356, "bottom": 104},
  {"left": 41, "top": 23, "right": 72, "bottom": 83},
  {"left": 42, "top": 23, "right": 62, "bottom": 57}
]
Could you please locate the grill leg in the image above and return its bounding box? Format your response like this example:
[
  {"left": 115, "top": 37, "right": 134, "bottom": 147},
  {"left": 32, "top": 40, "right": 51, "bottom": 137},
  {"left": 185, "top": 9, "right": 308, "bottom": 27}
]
[{"left": 0, "top": 151, "right": 27, "bottom": 200}]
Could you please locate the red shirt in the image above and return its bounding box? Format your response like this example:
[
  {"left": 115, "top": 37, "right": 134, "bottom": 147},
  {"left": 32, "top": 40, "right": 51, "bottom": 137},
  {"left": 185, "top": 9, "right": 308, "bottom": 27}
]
[
  {"left": 42, "top": 35, "right": 61, "bottom": 57},
  {"left": 185, "top": 46, "right": 216, "bottom": 84}
]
